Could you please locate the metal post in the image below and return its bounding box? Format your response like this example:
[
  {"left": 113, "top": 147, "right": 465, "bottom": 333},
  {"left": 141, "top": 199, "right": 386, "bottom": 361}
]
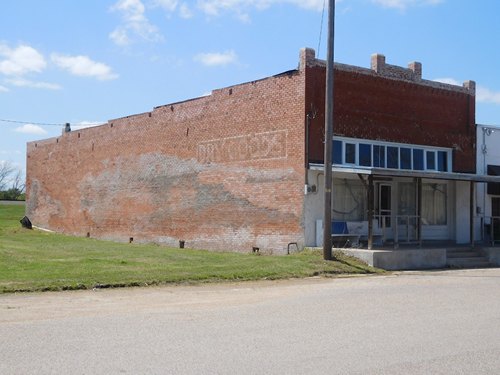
[
  {"left": 470, "top": 181, "right": 475, "bottom": 248},
  {"left": 367, "top": 175, "right": 374, "bottom": 250},
  {"left": 417, "top": 177, "right": 422, "bottom": 248},
  {"left": 322, "top": 0, "right": 335, "bottom": 260},
  {"left": 492, "top": 217, "right": 495, "bottom": 246}
]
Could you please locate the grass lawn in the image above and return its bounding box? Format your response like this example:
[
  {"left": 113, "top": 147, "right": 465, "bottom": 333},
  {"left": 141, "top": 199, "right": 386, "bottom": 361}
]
[{"left": 0, "top": 203, "right": 383, "bottom": 293}]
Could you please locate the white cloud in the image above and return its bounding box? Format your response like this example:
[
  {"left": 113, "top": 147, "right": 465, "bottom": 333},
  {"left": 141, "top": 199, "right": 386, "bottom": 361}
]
[
  {"left": 110, "top": 0, "right": 163, "bottom": 46},
  {"left": 152, "top": 0, "right": 193, "bottom": 18},
  {"left": 6, "top": 78, "right": 62, "bottom": 90},
  {"left": 433, "top": 77, "right": 461, "bottom": 86},
  {"left": 198, "top": 0, "right": 330, "bottom": 16},
  {"left": 0, "top": 85, "right": 8, "bottom": 92},
  {"left": 194, "top": 50, "right": 238, "bottom": 66},
  {"left": 179, "top": 3, "right": 193, "bottom": 18},
  {"left": 110, "top": 28, "right": 132, "bottom": 46},
  {"left": 14, "top": 124, "right": 48, "bottom": 135},
  {"left": 51, "top": 54, "right": 118, "bottom": 81},
  {"left": 0, "top": 44, "right": 46, "bottom": 76},
  {"left": 477, "top": 86, "right": 500, "bottom": 105},
  {"left": 434, "top": 78, "right": 500, "bottom": 106},
  {"left": 153, "top": 0, "right": 178, "bottom": 12},
  {"left": 71, "top": 121, "right": 106, "bottom": 130},
  {"left": 196, "top": 0, "right": 325, "bottom": 20},
  {"left": 371, "top": 0, "right": 443, "bottom": 10}
]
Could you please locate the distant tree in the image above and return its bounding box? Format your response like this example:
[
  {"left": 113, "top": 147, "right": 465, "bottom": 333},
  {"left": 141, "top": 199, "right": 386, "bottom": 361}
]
[
  {"left": 0, "top": 161, "right": 14, "bottom": 191},
  {"left": 0, "top": 162, "right": 25, "bottom": 200},
  {"left": 11, "top": 169, "right": 25, "bottom": 193}
]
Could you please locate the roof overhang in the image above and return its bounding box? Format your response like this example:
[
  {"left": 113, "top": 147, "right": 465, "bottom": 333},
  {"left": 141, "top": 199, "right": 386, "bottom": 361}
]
[{"left": 309, "top": 163, "right": 500, "bottom": 183}]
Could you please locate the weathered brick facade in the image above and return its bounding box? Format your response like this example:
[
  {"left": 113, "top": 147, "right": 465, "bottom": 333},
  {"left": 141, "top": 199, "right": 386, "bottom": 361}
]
[
  {"left": 26, "top": 48, "right": 476, "bottom": 253},
  {"left": 27, "top": 65, "right": 307, "bottom": 254},
  {"left": 305, "top": 50, "right": 476, "bottom": 173}
]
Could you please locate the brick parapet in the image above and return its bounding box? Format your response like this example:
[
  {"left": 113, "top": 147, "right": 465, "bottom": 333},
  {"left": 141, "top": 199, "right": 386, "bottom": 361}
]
[{"left": 300, "top": 47, "right": 475, "bottom": 96}]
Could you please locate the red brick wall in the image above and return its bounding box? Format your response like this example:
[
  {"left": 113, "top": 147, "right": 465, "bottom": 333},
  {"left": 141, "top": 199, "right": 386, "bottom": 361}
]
[
  {"left": 26, "top": 69, "right": 307, "bottom": 254},
  {"left": 306, "top": 59, "right": 476, "bottom": 173}
]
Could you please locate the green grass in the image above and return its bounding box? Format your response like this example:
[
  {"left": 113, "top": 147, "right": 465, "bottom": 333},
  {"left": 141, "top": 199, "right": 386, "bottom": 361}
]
[{"left": 0, "top": 203, "right": 383, "bottom": 293}]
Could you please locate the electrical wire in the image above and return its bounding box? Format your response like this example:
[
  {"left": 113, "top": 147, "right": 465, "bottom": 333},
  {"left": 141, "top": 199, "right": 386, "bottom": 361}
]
[
  {"left": 0, "top": 118, "right": 65, "bottom": 127},
  {"left": 317, "top": 0, "right": 327, "bottom": 58}
]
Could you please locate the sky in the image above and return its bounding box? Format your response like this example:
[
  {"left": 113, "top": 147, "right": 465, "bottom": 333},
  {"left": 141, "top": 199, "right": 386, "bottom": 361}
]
[{"left": 1, "top": 0, "right": 500, "bottom": 181}]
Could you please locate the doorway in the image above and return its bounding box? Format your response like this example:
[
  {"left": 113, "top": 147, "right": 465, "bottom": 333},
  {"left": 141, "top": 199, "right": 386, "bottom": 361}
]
[
  {"left": 378, "top": 184, "right": 392, "bottom": 231},
  {"left": 491, "top": 197, "right": 500, "bottom": 242}
]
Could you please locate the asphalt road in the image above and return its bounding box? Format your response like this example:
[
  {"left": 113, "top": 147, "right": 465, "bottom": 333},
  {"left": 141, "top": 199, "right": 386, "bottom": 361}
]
[{"left": 1, "top": 269, "right": 500, "bottom": 374}]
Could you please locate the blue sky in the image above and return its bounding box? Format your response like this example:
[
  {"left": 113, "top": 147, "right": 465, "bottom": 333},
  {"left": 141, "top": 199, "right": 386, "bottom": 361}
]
[{"left": 1, "top": 0, "right": 500, "bottom": 179}]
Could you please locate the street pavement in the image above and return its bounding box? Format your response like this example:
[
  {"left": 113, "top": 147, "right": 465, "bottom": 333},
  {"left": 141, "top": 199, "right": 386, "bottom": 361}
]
[{"left": 1, "top": 269, "right": 500, "bottom": 374}]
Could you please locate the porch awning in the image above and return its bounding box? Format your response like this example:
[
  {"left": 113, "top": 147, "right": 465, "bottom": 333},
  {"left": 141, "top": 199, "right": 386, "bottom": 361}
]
[
  {"left": 487, "top": 165, "right": 500, "bottom": 194},
  {"left": 309, "top": 163, "right": 500, "bottom": 183}
]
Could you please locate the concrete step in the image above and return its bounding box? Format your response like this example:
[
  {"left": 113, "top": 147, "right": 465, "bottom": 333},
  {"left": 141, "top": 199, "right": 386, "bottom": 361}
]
[
  {"left": 447, "top": 257, "right": 491, "bottom": 268},
  {"left": 446, "top": 251, "right": 483, "bottom": 258},
  {"left": 446, "top": 248, "right": 492, "bottom": 268}
]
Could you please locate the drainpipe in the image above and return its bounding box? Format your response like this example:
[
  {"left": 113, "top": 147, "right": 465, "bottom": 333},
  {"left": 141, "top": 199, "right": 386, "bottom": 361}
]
[
  {"left": 482, "top": 127, "right": 495, "bottom": 241},
  {"left": 305, "top": 112, "right": 311, "bottom": 188}
]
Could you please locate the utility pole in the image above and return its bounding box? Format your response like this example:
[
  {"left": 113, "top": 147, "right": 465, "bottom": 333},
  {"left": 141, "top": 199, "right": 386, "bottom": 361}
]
[{"left": 322, "top": 0, "right": 335, "bottom": 260}]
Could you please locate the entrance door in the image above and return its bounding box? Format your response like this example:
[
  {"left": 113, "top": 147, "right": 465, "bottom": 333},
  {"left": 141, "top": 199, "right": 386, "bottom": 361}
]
[
  {"left": 491, "top": 197, "right": 500, "bottom": 241},
  {"left": 378, "top": 184, "right": 392, "bottom": 231}
]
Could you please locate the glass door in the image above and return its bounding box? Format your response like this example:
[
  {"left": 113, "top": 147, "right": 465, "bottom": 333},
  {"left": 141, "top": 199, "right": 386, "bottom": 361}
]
[
  {"left": 378, "top": 184, "right": 392, "bottom": 231},
  {"left": 491, "top": 197, "right": 500, "bottom": 242}
]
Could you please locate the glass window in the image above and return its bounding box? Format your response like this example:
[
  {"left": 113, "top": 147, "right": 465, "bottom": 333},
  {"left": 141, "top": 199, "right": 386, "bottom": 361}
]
[
  {"left": 438, "top": 151, "right": 448, "bottom": 172},
  {"left": 373, "top": 145, "right": 386, "bottom": 168},
  {"left": 387, "top": 147, "right": 399, "bottom": 169},
  {"left": 333, "top": 179, "right": 366, "bottom": 221},
  {"left": 426, "top": 151, "right": 436, "bottom": 170},
  {"left": 345, "top": 143, "right": 356, "bottom": 164},
  {"left": 413, "top": 149, "right": 424, "bottom": 170},
  {"left": 422, "top": 183, "right": 447, "bottom": 225},
  {"left": 333, "top": 140, "right": 342, "bottom": 164},
  {"left": 359, "top": 144, "right": 372, "bottom": 166},
  {"left": 400, "top": 148, "right": 411, "bottom": 170},
  {"left": 331, "top": 138, "right": 452, "bottom": 173},
  {"left": 398, "top": 182, "right": 416, "bottom": 216}
]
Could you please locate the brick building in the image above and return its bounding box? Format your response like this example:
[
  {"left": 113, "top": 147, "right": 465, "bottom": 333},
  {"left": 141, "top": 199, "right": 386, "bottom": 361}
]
[{"left": 26, "top": 48, "right": 487, "bottom": 256}]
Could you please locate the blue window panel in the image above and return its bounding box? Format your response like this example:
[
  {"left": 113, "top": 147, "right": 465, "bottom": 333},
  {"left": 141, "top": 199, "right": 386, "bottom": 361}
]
[
  {"left": 359, "top": 144, "right": 372, "bottom": 166},
  {"left": 333, "top": 140, "right": 343, "bottom": 164},
  {"left": 400, "top": 148, "right": 411, "bottom": 169},
  {"left": 387, "top": 146, "right": 399, "bottom": 169},
  {"left": 426, "top": 151, "right": 436, "bottom": 170},
  {"left": 373, "top": 145, "right": 386, "bottom": 168},
  {"left": 413, "top": 149, "right": 424, "bottom": 170},
  {"left": 438, "top": 151, "right": 448, "bottom": 172},
  {"left": 345, "top": 143, "right": 356, "bottom": 164}
]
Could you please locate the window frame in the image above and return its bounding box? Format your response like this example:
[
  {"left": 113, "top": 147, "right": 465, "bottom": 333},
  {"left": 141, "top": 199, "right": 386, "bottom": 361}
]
[{"left": 331, "top": 136, "right": 452, "bottom": 173}]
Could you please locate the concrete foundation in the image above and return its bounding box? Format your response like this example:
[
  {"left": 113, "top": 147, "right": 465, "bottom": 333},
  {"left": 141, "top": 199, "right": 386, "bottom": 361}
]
[
  {"left": 482, "top": 247, "right": 500, "bottom": 266},
  {"left": 340, "top": 248, "right": 447, "bottom": 270}
]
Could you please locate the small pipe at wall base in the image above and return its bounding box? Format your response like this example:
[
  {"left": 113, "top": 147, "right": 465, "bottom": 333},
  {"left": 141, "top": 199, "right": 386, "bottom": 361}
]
[
  {"left": 287, "top": 242, "right": 298, "bottom": 255},
  {"left": 32, "top": 225, "right": 55, "bottom": 233}
]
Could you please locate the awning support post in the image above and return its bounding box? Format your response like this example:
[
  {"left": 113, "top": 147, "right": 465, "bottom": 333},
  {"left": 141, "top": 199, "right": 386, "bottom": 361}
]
[
  {"left": 368, "top": 175, "right": 374, "bottom": 250},
  {"left": 417, "top": 177, "right": 423, "bottom": 248},
  {"left": 470, "top": 181, "right": 475, "bottom": 248}
]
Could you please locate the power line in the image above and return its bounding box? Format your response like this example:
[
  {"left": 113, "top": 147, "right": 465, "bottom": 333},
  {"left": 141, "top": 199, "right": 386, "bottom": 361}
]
[
  {"left": 0, "top": 118, "right": 66, "bottom": 127},
  {"left": 317, "top": 0, "right": 327, "bottom": 58}
]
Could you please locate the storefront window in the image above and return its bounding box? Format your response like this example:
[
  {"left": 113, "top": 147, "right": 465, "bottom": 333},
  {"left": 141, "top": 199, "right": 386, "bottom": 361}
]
[
  {"left": 373, "top": 145, "right": 386, "bottom": 168},
  {"left": 387, "top": 146, "right": 399, "bottom": 169},
  {"left": 400, "top": 148, "right": 411, "bottom": 170},
  {"left": 422, "top": 183, "right": 447, "bottom": 225},
  {"left": 359, "top": 144, "right": 371, "bottom": 166},
  {"left": 333, "top": 140, "right": 342, "bottom": 164},
  {"left": 345, "top": 143, "right": 356, "bottom": 164},
  {"left": 413, "top": 149, "right": 424, "bottom": 170},
  {"left": 332, "top": 179, "right": 366, "bottom": 221}
]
